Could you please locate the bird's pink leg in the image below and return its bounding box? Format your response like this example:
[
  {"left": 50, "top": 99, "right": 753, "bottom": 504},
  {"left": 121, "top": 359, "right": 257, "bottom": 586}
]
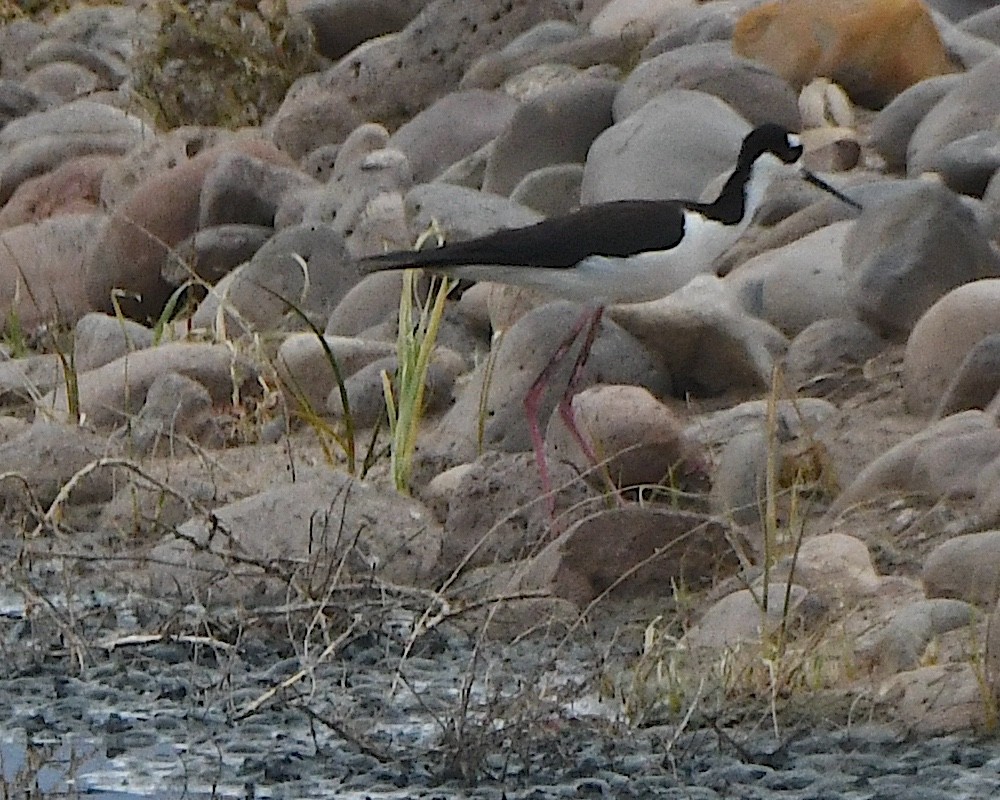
[{"left": 523, "top": 305, "right": 602, "bottom": 516}]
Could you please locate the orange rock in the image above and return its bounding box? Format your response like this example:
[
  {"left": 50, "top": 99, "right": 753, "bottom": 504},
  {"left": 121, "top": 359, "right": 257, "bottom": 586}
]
[{"left": 733, "top": 0, "right": 958, "bottom": 108}]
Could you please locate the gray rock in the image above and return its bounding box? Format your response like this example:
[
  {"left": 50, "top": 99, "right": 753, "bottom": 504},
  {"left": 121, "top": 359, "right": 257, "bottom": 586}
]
[
  {"left": 924, "top": 130, "right": 1000, "bottom": 197},
  {"left": 959, "top": 4, "right": 1000, "bottom": 42},
  {"left": 192, "top": 222, "right": 359, "bottom": 334},
  {"left": 641, "top": 1, "right": 745, "bottom": 55},
  {"left": 403, "top": 183, "right": 542, "bottom": 243},
  {"left": 581, "top": 89, "right": 749, "bottom": 203},
  {"left": 924, "top": 529, "right": 1000, "bottom": 607},
  {"left": 435, "top": 451, "right": 593, "bottom": 572},
  {"left": 198, "top": 151, "right": 317, "bottom": 229},
  {"left": 73, "top": 312, "right": 154, "bottom": 373},
  {"left": 483, "top": 77, "right": 617, "bottom": 195},
  {"left": 784, "top": 317, "right": 885, "bottom": 385},
  {"left": 842, "top": 180, "right": 1000, "bottom": 339},
  {"left": 167, "top": 224, "right": 274, "bottom": 285},
  {"left": 460, "top": 26, "right": 649, "bottom": 91},
  {"left": 0, "top": 79, "right": 54, "bottom": 129},
  {"left": 292, "top": 0, "right": 431, "bottom": 61},
  {"left": 869, "top": 74, "right": 962, "bottom": 172},
  {"left": 686, "top": 397, "right": 837, "bottom": 450},
  {"left": 610, "top": 276, "right": 788, "bottom": 397},
  {"left": 934, "top": 332, "right": 1000, "bottom": 417},
  {"left": 0, "top": 354, "right": 64, "bottom": 407},
  {"left": 276, "top": 333, "right": 396, "bottom": 412},
  {"left": 113, "top": 371, "right": 222, "bottom": 457},
  {"left": 908, "top": 55, "right": 1000, "bottom": 177},
  {"left": 509, "top": 163, "right": 585, "bottom": 217},
  {"left": 904, "top": 279, "right": 1000, "bottom": 415},
  {"left": 614, "top": 42, "right": 800, "bottom": 129},
  {"left": 856, "top": 598, "right": 976, "bottom": 674},
  {"left": 388, "top": 89, "right": 519, "bottom": 183},
  {"left": 152, "top": 472, "right": 443, "bottom": 601},
  {"left": 23, "top": 61, "right": 100, "bottom": 101},
  {"left": 724, "top": 221, "right": 854, "bottom": 336},
  {"left": 709, "top": 429, "right": 768, "bottom": 526},
  {"left": 0, "top": 422, "right": 114, "bottom": 511}
]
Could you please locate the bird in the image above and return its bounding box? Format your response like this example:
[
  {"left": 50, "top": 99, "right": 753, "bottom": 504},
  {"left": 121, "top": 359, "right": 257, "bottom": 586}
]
[{"left": 361, "top": 123, "right": 862, "bottom": 513}]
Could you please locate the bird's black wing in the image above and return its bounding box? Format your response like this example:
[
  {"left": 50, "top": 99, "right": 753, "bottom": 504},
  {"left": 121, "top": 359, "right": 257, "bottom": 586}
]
[{"left": 362, "top": 200, "right": 687, "bottom": 271}]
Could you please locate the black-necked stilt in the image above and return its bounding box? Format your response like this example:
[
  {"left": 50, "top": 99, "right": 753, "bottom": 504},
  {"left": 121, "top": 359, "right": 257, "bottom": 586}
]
[{"left": 363, "top": 124, "right": 861, "bottom": 511}]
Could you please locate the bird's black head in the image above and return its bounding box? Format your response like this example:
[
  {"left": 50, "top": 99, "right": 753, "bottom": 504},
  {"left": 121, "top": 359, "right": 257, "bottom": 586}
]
[{"left": 739, "top": 123, "right": 803, "bottom": 167}]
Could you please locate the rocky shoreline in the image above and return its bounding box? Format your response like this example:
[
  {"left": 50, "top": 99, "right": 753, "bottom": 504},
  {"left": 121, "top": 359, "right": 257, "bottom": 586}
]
[{"left": 3, "top": 0, "right": 1000, "bottom": 794}]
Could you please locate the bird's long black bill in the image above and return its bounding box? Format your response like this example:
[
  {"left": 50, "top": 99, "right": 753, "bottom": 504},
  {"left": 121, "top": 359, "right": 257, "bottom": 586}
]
[{"left": 801, "top": 169, "right": 863, "bottom": 212}]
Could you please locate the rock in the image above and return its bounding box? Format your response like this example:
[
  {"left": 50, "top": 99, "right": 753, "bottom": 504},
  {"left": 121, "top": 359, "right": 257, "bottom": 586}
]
[
  {"left": 581, "top": 89, "right": 749, "bottom": 203},
  {"left": 387, "top": 89, "right": 519, "bottom": 183},
  {"left": 879, "top": 664, "right": 988, "bottom": 735},
  {"left": 924, "top": 530, "right": 1000, "bottom": 606},
  {"left": 420, "top": 301, "right": 671, "bottom": 468},
  {"left": 826, "top": 411, "right": 1000, "bottom": 518},
  {"left": 276, "top": 333, "right": 395, "bottom": 412},
  {"left": 920, "top": 130, "right": 1000, "bottom": 197},
  {"left": 149, "top": 472, "right": 443, "bottom": 602},
  {"left": 687, "top": 397, "right": 838, "bottom": 450},
  {"left": 290, "top": 0, "right": 431, "bottom": 61},
  {"left": 509, "top": 164, "right": 585, "bottom": 217},
  {"left": 44, "top": 342, "right": 259, "bottom": 429},
  {"left": 614, "top": 42, "right": 801, "bottom": 129},
  {"left": 610, "top": 276, "right": 788, "bottom": 397},
  {"left": 403, "top": 183, "right": 543, "bottom": 243},
  {"left": 733, "top": 0, "right": 957, "bottom": 108},
  {"left": 934, "top": 333, "right": 1000, "bottom": 417},
  {"left": 784, "top": 317, "right": 885, "bottom": 389},
  {"left": 436, "top": 451, "right": 595, "bottom": 572},
  {"left": 326, "top": 348, "right": 464, "bottom": 427},
  {"left": 99, "top": 473, "right": 222, "bottom": 539},
  {"left": 0, "top": 213, "right": 99, "bottom": 330},
  {"left": 793, "top": 533, "right": 883, "bottom": 597},
  {"left": 460, "top": 28, "right": 650, "bottom": 92},
  {"left": 483, "top": 77, "right": 617, "bottom": 196},
  {"left": 524, "top": 507, "right": 745, "bottom": 607},
  {"left": 0, "top": 79, "right": 54, "bottom": 130},
  {"left": 857, "top": 598, "right": 976, "bottom": 674},
  {"left": 908, "top": 55, "right": 1000, "bottom": 176},
  {"left": 22, "top": 61, "right": 100, "bottom": 101},
  {"left": 198, "top": 151, "right": 316, "bottom": 229},
  {"left": 166, "top": 224, "right": 274, "bottom": 286},
  {"left": 545, "top": 384, "right": 707, "bottom": 493},
  {"left": 0, "top": 153, "right": 113, "bottom": 230},
  {"left": 800, "top": 126, "right": 861, "bottom": 172},
  {"left": 709, "top": 429, "right": 769, "bottom": 526},
  {"left": 326, "top": 272, "right": 407, "bottom": 337},
  {"left": 684, "top": 583, "right": 811, "bottom": 650},
  {"left": 0, "top": 99, "right": 151, "bottom": 205},
  {"left": 590, "top": 0, "right": 689, "bottom": 36},
  {"left": 0, "top": 422, "right": 114, "bottom": 513},
  {"left": 904, "top": 279, "right": 1000, "bottom": 414},
  {"left": 0, "top": 354, "right": 65, "bottom": 407},
  {"left": 112, "top": 371, "right": 223, "bottom": 457},
  {"left": 73, "top": 312, "right": 154, "bottom": 373},
  {"left": 725, "top": 221, "right": 855, "bottom": 336},
  {"left": 269, "top": 0, "right": 573, "bottom": 158},
  {"left": 86, "top": 139, "right": 295, "bottom": 321},
  {"left": 842, "top": 181, "right": 1000, "bottom": 340},
  {"left": 191, "top": 222, "right": 359, "bottom": 335}
]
